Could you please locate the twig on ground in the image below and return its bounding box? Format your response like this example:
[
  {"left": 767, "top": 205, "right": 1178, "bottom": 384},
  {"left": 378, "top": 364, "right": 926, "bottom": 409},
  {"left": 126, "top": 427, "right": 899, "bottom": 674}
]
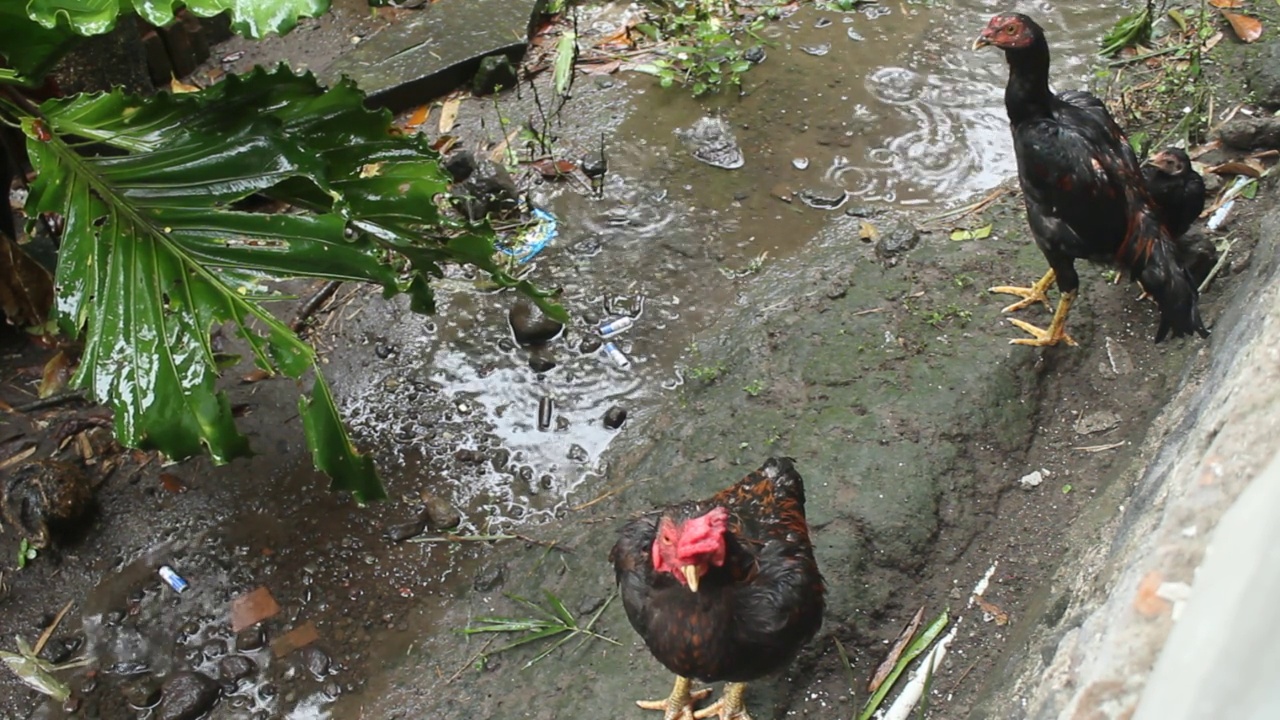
[
  {"left": 290, "top": 280, "right": 343, "bottom": 332},
  {"left": 11, "top": 391, "right": 87, "bottom": 414}
]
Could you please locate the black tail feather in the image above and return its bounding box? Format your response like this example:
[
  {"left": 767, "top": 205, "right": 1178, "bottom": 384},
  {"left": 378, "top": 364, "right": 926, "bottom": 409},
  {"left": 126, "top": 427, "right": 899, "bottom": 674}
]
[{"left": 1134, "top": 227, "right": 1210, "bottom": 343}]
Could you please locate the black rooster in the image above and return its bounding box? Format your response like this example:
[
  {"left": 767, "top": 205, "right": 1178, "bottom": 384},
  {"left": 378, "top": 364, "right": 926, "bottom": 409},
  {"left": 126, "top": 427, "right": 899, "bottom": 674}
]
[
  {"left": 1143, "top": 147, "right": 1206, "bottom": 239},
  {"left": 610, "top": 457, "right": 825, "bottom": 720},
  {"left": 975, "top": 13, "right": 1209, "bottom": 345}
]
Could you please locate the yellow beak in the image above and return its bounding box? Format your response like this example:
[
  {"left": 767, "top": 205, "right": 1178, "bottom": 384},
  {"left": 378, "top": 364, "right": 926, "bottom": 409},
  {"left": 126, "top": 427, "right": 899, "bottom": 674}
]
[
  {"left": 972, "top": 36, "right": 991, "bottom": 50},
  {"left": 682, "top": 565, "right": 700, "bottom": 593}
]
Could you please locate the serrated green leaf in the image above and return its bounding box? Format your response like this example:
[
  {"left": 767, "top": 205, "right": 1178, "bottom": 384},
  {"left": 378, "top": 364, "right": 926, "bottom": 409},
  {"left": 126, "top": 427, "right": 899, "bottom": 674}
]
[
  {"left": 26, "top": 0, "right": 330, "bottom": 40},
  {"left": 300, "top": 374, "right": 383, "bottom": 502}
]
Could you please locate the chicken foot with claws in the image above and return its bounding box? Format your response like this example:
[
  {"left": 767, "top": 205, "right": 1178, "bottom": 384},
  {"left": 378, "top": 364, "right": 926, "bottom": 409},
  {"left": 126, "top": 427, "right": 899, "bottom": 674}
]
[
  {"left": 637, "top": 676, "right": 713, "bottom": 720},
  {"left": 990, "top": 268, "right": 1056, "bottom": 313},
  {"left": 693, "top": 682, "right": 753, "bottom": 720},
  {"left": 1006, "top": 289, "right": 1078, "bottom": 347}
]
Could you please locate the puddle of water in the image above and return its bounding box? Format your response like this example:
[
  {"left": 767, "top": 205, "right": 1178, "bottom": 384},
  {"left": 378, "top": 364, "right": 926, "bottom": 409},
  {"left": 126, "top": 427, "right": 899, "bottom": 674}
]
[{"left": 24, "top": 5, "right": 1133, "bottom": 719}]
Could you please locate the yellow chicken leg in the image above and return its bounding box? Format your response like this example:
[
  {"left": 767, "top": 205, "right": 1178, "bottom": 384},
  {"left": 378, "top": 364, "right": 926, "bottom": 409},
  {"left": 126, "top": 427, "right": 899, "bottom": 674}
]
[
  {"left": 1006, "top": 289, "right": 1078, "bottom": 347},
  {"left": 637, "top": 676, "right": 713, "bottom": 720},
  {"left": 693, "top": 682, "right": 753, "bottom": 720},
  {"left": 990, "top": 268, "right": 1056, "bottom": 313}
]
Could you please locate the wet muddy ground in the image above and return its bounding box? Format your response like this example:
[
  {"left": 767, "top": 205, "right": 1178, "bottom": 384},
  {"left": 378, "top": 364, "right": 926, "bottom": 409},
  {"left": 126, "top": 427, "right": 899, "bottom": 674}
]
[{"left": 1, "top": 1, "right": 1274, "bottom": 719}]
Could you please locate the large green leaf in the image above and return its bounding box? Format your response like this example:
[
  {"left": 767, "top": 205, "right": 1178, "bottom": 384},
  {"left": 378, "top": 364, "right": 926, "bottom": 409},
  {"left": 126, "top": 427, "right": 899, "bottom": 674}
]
[
  {"left": 26, "top": 0, "right": 330, "bottom": 39},
  {"left": 23, "top": 67, "right": 525, "bottom": 501},
  {"left": 0, "top": 4, "right": 78, "bottom": 83}
]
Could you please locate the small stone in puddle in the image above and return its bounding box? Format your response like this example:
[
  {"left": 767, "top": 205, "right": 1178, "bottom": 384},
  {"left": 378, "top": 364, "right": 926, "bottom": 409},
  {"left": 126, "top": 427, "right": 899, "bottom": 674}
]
[
  {"left": 422, "top": 493, "right": 461, "bottom": 531},
  {"left": 529, "top": 356, "right": 557, "bottom": 373},
  {"left": 201, "top": 639, "right": 228, "bottom": 660},
  {"left": 120, "top": 678, "right": 162, "bottom": 709},
  {"left": 844, "top": 206, "right": 873, "bottom": 218},
  {"left": 300, "top": 646, "right": 331, "bottom": 679},
  {"left": 676, "top": 117, "right": 745, "bottom": 170},
  {"left": 603, "top": 406, "right": 628, "bottom": 429},
  {"left": 745, "top": 46, "right": 766, "bottom": 64},
  {"left": 579, "top": 336, "right": 602, "bottom": 354},
  {"left": 567, "top": 444, "right": 589, "bottom": 463},
  {"left": 792, "top": 157, "right": 810, "bottom": 170},
  {"left": 218, "top": 655, "right": 256, "bottom": 683},
  {"left": 800, "top": 43, "right": 831, "bottom": 56},
  {"left": 383, "top": 515, "right": 428, "bottom": 543},
  {"left": 508, "top": 299, "right": 564, "bottom": 347},
  {"left": 235, "top": 626, "right": 266, "bottom": 653},
  {"left": 555, "top": 416, "right": 571, "bottom": 431},
  {"left": 473, "top": 563, "right": 506, "bottom": 593},
  {"left": 158, "top": 672, "right": 220, "bottom": 720},
  {"left": 374, "top": 343, "right": 394, "bottom": 359}
]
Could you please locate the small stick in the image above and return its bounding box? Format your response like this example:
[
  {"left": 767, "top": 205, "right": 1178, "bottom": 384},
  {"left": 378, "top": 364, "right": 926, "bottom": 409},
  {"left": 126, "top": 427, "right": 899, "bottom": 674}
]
[
  {"left": 33, "top": 600, "right": 74, "bottom": 655},
  {"left": 1074, "top": 441, "right": 1127, "bottom": 453},
  {"left": 447, "top": 636, "right": 497, "bottom": 684},
  {"left": 1197, "top": 238, "right": 1234, "bottom": 293},
  {"left": 11, "top": 390, "right": 87, "bottom": 414},
  {"left": 571, "top": 481, "right": 636, "bottom": 511},
  {"left": 290, "top": 280, "right": 343, "bottom": 332}
]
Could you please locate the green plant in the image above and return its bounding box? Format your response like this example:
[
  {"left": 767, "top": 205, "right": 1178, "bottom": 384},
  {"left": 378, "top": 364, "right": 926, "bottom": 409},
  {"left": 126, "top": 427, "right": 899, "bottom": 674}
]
[
  {"left": 1099, "top": 0, "right": 1154, "bottom": 57},
  {"left": 462, "top": 592, "right": 619, "bottom": 668},
  {"left": 0, "top": 1, "right": 564, "bottom": 501},
  {"left": 633, "top": 0, "right": 762, "bottom": 96},
  {"left": 742, "top": 379, "right": 764, "bottom": 396},
  {"left": 686, "top": 363, "right": 725, "bottom": 383},
  {"left": 15, "top": 539, "right": 36, "bottom": 568}
]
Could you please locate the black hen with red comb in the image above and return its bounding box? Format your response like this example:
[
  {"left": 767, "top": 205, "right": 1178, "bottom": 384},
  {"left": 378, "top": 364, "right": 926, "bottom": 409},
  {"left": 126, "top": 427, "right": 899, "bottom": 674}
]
[
  {"left": 975, "top": 13, "right": 1209, "bottom": 345},
  {"left": 610, "top": 457, "right": 824, "bottom": 720}
]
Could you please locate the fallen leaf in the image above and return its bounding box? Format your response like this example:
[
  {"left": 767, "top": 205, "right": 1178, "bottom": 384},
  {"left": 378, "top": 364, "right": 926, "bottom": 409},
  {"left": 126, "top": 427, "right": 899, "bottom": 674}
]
[
  {"left": 38, "top": 351, "right": 73, "bottom": 398},
  {"left": 869, "top": 606, "right": 924, "bottom": 693},
  {"left": 403, "top": 104, "right": 430, "bottom": 130},
  {"left": 976, "top": 597, "right": 1010, "bottom": 625},
  {"left": 0, "top": 445, "right": 38, "bottom": 471},
  {"left": 168, "top": 76, "right": 201, "bottom": 94},
  {"left": 1202, "top": 30, "right": 1225, "bottom": 52},
  {"left": 950, "top": 223, "right": 993, "bottom": 241},
  {"left": 359, "top": 162, "right": 383, "bottom": 178},
  {"left": 272, "top": 621, "right": 319, "bottom": 658},
  {"left": 231, "top": 586, "right": 281, "bottom": 632},
  {"left": 594, "top": 23, "right": 637, "bottom": 50},
  {"left": 431, "top": 134, "right": 459, "bottom": 154},
  {"left": 530, "top": 158, "right": 579, "bottom": 178},
  {"left": 240, "top": 368, "right": 271, "bottom": 384},
  {"left": 488, "top": 126, "right": 522, "bottom": 162},
  {"left": 1208, "top": 0, "right": 1243, "bottom": 7},
  {"left": 579, "top": 59, "right": 623, "bottom": 76},
  {"left": 858, "top": 220, "right": 880, "bottom": 243},
  {"left": 439, "top": 97, "right": 462, "bottom": 134},
  {"left": 1221, "top": 11, "right": 1263, "bottom": 43},
  {"left": 159, "top": 473, "right": 187, "bottom": 494},
  {"left": 1208, "top": 159, "right": 1265, "bottom": 177}
]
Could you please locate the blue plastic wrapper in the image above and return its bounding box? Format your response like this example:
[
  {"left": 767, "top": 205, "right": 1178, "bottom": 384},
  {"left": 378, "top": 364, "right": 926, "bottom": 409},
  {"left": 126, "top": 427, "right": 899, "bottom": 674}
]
[{"left": 499, "top": 207, "right": 558, "bottom": 264}]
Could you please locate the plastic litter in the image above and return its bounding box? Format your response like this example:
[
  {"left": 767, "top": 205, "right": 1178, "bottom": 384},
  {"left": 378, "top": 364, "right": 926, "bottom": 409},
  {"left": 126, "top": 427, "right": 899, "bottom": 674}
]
[
  {"left": 159, "top": 565, "right": 189, "bottom": 594},
  {"left": 499, "top": 207, "right": 558, "bottom": 264}
]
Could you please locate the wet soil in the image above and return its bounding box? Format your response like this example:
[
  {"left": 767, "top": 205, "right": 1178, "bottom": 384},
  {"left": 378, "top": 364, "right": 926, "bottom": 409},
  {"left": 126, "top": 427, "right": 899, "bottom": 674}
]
[{"left": 1, "top": 2, "right": 1273, "bottom": 719}]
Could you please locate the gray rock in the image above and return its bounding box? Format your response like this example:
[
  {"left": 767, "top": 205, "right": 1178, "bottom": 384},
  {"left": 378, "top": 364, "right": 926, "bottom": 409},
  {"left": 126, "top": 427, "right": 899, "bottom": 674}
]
[
  {"left": 218, "top": 655, "right": 256, "bottom": 684},
  {"left": 508, "top": 299, "right": 564, "bottom": 347},
  {"left": 423, "top": 493, "right": 461, "bottom": 531},
  {"left": 234, "top": 626, "right": 265, "bottom": 653},
  {"left": 676, "top": 116, "right": 745, "bottom": 170},
  {"left": 158, "top": 672, "right": 220, "bottom": 720},
  {"left": 529, "top": 355, "right": 557, "bottom": 373},
  {"left": 1247, "top": 41, "right": 1280, "bottom": 110},
  {"left": 603, "top": 406, "right": 628, "bottom": 429},
  {"left": 1075, "top": 410, "right": 1121, "bottom": 436},
  {"left": 383, "top": 514, "right": 428, "bottom": 543},
  {"left": 473, "top": 563, "right": 506, "bottom": 593},
  {"left": 1212, "top": 116, "right": 1280, "bottom": 152},
  {"left": 300, "top": 646, "right": 331, "bottom": 679},
  {"left": 875, "top": 226, "right": 920, "bottom": 263},
  {"left": 472, "top": 54, "right": 517, "bottom": 95},
  {"left": 322, "top": 0, "right": 543, "bottom": 111}
]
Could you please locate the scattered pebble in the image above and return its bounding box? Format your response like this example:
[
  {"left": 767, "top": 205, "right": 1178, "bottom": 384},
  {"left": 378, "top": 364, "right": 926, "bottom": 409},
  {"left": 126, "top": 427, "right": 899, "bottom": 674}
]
[
  {"left": 801, "top": 43, "right": 832, "bottom": 56},
  {"left": 792, "top": 157, "right": 810, "bottom": 170},
  {"left": 158, "top": 672, "right": 221, "bottom": 720},
  {"left": 218, "top": 655, "right": 256, "bottom": 684},
  {"left": 603, "top": 405, "right": 628, "bottom": 429},
  {"left": 423, "top": 493, "right": 461, "bottom": 531},
  {"left": 1075, "top": 410, "right": 1121, "bottom": 436},
  {"left": 1019, "top": 470, "right": 1046, "bottom": 490},
  {"left": 235, "top": 626, "right": 266, "bottom": 653},
  {"left": 300, "top": 646, "right": 331, "bottom": 679}
]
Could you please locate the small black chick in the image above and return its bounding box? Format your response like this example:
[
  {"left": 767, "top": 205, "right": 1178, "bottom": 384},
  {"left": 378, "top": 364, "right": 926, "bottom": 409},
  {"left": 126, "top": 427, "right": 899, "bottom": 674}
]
[{"left": 1143, "top": 147, "right": 1206, "bottom": 239}]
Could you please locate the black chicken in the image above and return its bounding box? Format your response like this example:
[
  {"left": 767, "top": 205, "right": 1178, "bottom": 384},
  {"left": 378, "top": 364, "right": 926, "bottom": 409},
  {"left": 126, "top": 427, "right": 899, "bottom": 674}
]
[
  {"left": 975, "top": 13, "right": 1209, "bottom": 345},
  {"left": 610, "top": 457, "right": 825, "bottom": 720},
  {"left": 1143, "top": 147, "right": 1206, "bottom": 239}
]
